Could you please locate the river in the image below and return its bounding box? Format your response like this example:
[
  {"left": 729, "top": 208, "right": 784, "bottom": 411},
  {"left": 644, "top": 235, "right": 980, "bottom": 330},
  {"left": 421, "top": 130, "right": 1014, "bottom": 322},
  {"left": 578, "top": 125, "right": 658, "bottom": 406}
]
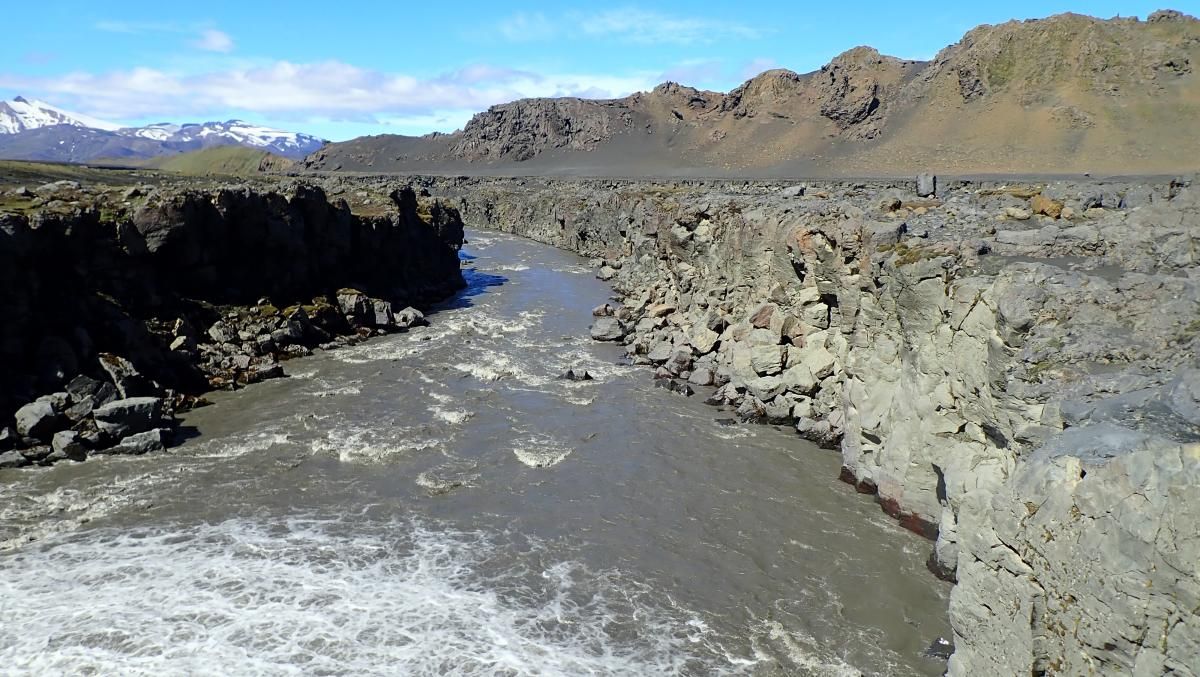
[{"left": 0, "top": 229, "right": 951, "bottom": 676}]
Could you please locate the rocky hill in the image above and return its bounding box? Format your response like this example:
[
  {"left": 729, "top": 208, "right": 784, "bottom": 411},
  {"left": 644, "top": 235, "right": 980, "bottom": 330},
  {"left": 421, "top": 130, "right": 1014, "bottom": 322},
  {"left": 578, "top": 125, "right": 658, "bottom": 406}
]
[{"left": 306, "top": 10, "right": 1200, "bottom": 176}]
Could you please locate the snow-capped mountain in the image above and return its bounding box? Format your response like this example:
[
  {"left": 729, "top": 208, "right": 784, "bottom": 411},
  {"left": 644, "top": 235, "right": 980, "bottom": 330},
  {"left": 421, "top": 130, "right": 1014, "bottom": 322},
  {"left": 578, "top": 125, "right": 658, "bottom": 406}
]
[
  {"left": 0, "top": 96, "right": 121, "bottom": 134},
  {"left": 0, "top": 96, "right": 326, "bottom": 161},
  {"left": 132, "top": 120, "right": 325, "bottom": 156}
]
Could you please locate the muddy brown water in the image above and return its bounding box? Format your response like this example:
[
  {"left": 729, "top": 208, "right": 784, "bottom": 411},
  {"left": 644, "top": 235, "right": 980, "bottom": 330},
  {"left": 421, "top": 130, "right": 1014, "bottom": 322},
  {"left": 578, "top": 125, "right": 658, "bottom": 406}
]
[{"left": 0, "top": 229, "right": 951, "bottom": 675}]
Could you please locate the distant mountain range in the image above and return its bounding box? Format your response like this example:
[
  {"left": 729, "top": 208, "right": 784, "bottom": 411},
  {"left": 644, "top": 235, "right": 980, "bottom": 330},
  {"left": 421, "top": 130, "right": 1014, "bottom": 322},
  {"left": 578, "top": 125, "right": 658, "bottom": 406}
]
[
  {"left": 0, "top": 97, "right": 326, "bottom": 162},
  {"left": 306, "top": 9, "right": 1200, "bottom": 177}
]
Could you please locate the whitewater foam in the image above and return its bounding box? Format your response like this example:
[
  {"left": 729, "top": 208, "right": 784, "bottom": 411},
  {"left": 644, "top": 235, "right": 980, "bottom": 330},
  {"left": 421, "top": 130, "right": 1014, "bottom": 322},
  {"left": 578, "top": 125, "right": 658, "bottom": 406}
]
[
  {"left": 0, "top": 518, "right": 727, "bottom": 675},
  {"left": 512, "top": 433, "right": 574, "bottom": 468},
  {"left": 310, "top": 426, "right": 441, "bottom": 464}
]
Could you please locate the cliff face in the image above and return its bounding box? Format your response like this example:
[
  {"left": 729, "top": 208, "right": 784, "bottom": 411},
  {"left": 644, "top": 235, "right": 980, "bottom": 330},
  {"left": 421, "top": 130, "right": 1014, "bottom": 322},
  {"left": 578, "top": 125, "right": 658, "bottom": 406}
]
[
  {"left": 0, "top": 179, "right": 465, "bottom": 447},
  {"left": 306, "top": 11, "right": 1200, "bottom": 176},
  {"left": 399, "top": 173, "right": 1200, "bottom": 674}
]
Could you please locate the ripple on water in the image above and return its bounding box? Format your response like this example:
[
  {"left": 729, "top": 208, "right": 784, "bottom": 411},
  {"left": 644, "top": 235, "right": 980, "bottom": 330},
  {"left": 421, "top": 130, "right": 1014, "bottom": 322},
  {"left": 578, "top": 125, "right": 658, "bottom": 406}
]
[{"left": 0, "top": 518, "right": 732, "bottom": 676}]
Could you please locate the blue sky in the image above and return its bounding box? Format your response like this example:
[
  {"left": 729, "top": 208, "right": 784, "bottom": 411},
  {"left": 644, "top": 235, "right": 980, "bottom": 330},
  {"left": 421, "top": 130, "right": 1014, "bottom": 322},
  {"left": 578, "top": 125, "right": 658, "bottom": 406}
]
[{"left": 1, "top": 1, "right": 1195, "bottom": 140}]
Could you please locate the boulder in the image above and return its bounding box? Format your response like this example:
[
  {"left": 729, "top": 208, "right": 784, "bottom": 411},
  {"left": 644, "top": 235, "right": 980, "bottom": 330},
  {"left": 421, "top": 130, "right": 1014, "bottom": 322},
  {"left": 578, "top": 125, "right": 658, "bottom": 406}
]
[
  {"left": 1031, "top": 193, "right": 1064, "bottom": 218},
  {"left": 746, "top": 375, "right": 786, "bottom": 401},
  {"left": 654, "top": 379, "right": 694, "bottom": 396},
  {"left": 749, "top": 303, "right": 778, "bottom": 329},
  {"left": 372, "top": 299, "right": 395, "bottom": 327},
  {"left": 689, "top": 326, "right": 720, "bottom": 354},
  {"left": 50, "top": 430, "right": 87, "bottom": 462},
  {"left": 688, "top": 366, "right": 716, "bottom": 386},
  {"left": 251, "top": 363, "right": 286, "bottom": 381},
  {"left": 337, "top": 289, "right": 371, "bottom": 321},
  {"left": 170, "top": 335, "right": 196, "bottom": 352},
  {"left": 0, "top": 450, "right": 28, "bottom": 469},
  {"left": 207, "top": 321, "right": 235, "bottom": 344},
  {"left": 781, "top": 364, "right": 818, "bottom": 394},
  {"left": 647, "top": 341, "right": 673, "bottom": 363},
  {"left": 14, "top": 400, "right": 63, "bottom": 440},
  {"left": 917, "top": 173, "right": 937, "bottom": 198},
  {"left": 597, "top": 266, "right": 617, "bottom": 281},
  {"left": 749, "top": 345, "right": 783, "bottom": 375},
  {"left": 98, "top": 353, "right": 155, "bottom": 398},
  {"left": 590, "top": 317, "right": 626, "bottom": 341},
  {"left": 395, "top": 306, "right": 426, "bottom": 328},
  {"left": 97, "top": 429, "right": 166, "bottom": 456},
  {"left": 92, "top": 397, "right": 165, "bottom": 438},
  {"left": 559, "top": 368, "right": 594, "bottom": 382},
  {"left": 67, "top": 374, "right": 116, "bottom": 407}
]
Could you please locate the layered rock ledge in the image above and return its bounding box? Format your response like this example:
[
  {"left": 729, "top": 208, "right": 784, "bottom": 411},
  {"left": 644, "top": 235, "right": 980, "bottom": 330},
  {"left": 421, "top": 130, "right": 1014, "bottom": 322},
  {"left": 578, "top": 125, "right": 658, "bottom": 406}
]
[
  {"left": 0, "top": 179, "right": 464, "bottom": 467},
  {"left": 391, "top": 173, "right": 1199, "bottom": 675}
]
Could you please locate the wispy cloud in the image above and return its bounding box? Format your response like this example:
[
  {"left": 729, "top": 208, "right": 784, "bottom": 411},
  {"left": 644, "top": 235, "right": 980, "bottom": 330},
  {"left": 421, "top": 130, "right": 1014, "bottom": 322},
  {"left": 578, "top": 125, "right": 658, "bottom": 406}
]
[
  {"left": 490, "top": 7, "right": 764, "bottom": 45},
  {"left": 496, "top": 12, "right": 557, "bottom": 42},
  {"left": 0, "top": 61, "right": 659, "bottom": 129},
  {"left": 658, "top": 59, "right": 725, "bottom": 86},
  {"left": 193, "top": 29, "right": 235, "bottom": 53},
  {"left": 738, "top": 57, "right": 779, "bottom": 80},
  {"left": 94, "top": 20, "right": 178, "bottom": 34},
  {"left": 94, "top": 19, "right": 235, "bottom": 53},
  {"left": 578, "top": 9, "right": 763, "bottom": 45}
]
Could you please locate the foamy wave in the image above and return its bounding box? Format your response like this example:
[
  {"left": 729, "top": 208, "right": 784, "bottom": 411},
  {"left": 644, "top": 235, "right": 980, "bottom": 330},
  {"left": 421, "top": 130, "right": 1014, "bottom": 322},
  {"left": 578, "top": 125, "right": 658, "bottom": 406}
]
[
  {"left": 415, "top": 462, "right": 481, "bottom": 495},
  {"left": 0, "top": 470, "right": 179, "bottom": 551},
  {"left": 187, "top": 431, "right": 292, "bottom": 459},
  {"left": 311, "top": 427, "right": 440, "bottom": 464},
  {"left": 512, "top": 434, "right": 574, "bottom": 468},
  {"left": 430, "top": 407, "right": 473, "bottom": 426},
  {"left": 712, "top": 424, "right": 759, "bottom": 441},
  {"left": 0, "top": 519, "right": 727, "bottom": 675},
  {"left": 750, "top": 620, "right": 862, "bottom": 677},
  {"left": 452, "top": 351, "right": 545, "bottom": 386},
  {"left": 308, "top": 378, "right": 363, "bottom": 397}
]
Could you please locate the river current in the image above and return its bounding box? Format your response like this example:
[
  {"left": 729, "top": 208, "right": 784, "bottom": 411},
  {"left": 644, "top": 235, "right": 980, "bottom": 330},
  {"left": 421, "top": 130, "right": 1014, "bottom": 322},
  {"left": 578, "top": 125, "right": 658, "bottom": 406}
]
[{"left": 0, "top": 230, "right": 950, "bottom": 675}]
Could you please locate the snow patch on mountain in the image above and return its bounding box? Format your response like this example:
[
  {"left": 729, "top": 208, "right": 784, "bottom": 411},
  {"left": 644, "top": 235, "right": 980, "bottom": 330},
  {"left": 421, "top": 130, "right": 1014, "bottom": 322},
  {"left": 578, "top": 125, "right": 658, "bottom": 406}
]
[{"left": 0, "top": 97, "right": 121, "bottom": 134}]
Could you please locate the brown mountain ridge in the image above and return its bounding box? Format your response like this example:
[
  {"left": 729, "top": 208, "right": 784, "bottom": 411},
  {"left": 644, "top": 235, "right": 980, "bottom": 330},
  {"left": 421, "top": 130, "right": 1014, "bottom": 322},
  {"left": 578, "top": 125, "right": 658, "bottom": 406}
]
[{"left": 305, "top": 9, "right": 1200, "bottom": 177}]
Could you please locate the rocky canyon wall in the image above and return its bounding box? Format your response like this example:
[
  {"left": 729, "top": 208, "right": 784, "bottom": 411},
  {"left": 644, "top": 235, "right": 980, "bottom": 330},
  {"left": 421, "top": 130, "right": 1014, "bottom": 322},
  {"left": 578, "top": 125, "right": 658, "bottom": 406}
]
[
  {"left": 0, "top": 179, "right": 464, "bottom": 466},
  {"left": 395, "top": 173, "right": 1200, "bottom": 675}
]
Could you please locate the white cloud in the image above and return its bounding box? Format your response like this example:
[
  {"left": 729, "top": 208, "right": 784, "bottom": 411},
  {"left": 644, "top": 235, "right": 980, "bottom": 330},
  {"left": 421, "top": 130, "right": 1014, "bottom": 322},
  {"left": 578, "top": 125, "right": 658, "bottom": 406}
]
[
  {"left": 193, "top": 29, "right": 235, "bottom": 53},
  {"left": 0, "top": 61, "right": 660, "bottom": 131},
  {"left": 491, "top": 7, "right": 764, "bottom": 45}
]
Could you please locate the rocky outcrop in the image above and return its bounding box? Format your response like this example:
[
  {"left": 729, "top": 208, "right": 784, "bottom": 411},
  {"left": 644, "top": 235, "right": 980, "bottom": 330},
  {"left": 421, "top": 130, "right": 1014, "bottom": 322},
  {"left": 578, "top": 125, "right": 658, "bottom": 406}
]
[
  {"left": 408, "top": 173, "right": 1199, "bottom": 674},
  {"left": 448, "top": 98, "right": 636, "bottom": 162},
  {"left": 0, "top": 179, "right": 465, "bottom": 467}
]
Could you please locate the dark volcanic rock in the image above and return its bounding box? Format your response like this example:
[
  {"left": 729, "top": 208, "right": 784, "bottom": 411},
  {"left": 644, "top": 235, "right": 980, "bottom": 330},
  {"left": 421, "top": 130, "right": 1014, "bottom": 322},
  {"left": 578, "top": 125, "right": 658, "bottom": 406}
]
[{"left": 0, "top": 181, "right": 466, "bottom": 427}]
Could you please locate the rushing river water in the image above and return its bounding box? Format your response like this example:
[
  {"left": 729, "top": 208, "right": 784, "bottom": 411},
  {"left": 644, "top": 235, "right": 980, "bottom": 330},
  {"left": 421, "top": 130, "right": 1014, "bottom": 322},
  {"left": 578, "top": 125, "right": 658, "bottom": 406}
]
[{"left": 0, "top": 230, "right": 951, "bottom": 675}]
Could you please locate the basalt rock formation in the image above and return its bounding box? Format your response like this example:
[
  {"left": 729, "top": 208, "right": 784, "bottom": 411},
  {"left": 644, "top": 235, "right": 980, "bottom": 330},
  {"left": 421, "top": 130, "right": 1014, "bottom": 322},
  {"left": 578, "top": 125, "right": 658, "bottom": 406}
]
[
  {"left": 385, "top": 172, "right": 1200, "bottom": 675},
  {"left": 306, "top": 10, "right": 1200, "bottom": 177},
  {"left": 0, "top": 178, "right": 464, "bottom": 466}
]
